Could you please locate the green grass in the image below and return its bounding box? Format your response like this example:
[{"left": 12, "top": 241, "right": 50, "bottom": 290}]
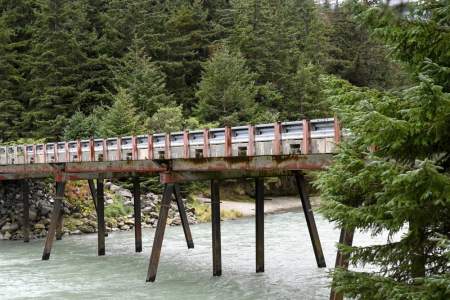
[
  {"left": 105, "top": 195, "right": 132, "bottom": 218},
  {"left": 188, "top": 195, "right": 243, "bottom": 222}
]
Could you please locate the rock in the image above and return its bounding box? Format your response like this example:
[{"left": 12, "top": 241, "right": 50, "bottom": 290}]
[
  {"left": 150, "top": 212, "right": 159, "bottom": 219},
  {"left": 142, "top": 207, "right": 154, "bottom": 213},
  {"left": 1, "top": 223, "right": 19, "bottom": 233},
  {"left": 34, "top": 223, "right": 45, "bottom": 230},
  {"left": 3, "top": 231, "right": 12, "bottom": 240},
  {"left": 72, "top": 213, "right": 82, "bottom": 219},
  {"left": 120, "top": 225, "right": 130, "bottom": 230},
  {"left": 123, "top": 200, "right": 133, "bottom": 206},
  {"left": 124, "top": 218, "right": 134, "bottom": 226},
  {"left": 105, "top": 182, "right": 112, "bottom": 189},
  {"left": 79, "top": 225, "right": 95, "bottom": 234},
  {"left": 29, "top": 209, "right": 38, "bottom": 221},
  {"left": 105, "top": 198, "right": 114, "bottom": 205},
  {"left": 117, "top": 189, "right": 132, "bottom": 198},
  {"left": 167, "top": 219, "right": 173, "bottom": 226},
  {"left": 40, "top": 205, "right": 52, "bottom": 216},
  {"left": 70, "top": 230, "right": 82, "bottom": 235},
  {"left": 109, "top": 184, "right": 121, "bottom": 192}
]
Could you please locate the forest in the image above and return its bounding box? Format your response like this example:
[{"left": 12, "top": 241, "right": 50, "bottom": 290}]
[{"left": 1, "top": 0, "right": 408, "bottom": 143}]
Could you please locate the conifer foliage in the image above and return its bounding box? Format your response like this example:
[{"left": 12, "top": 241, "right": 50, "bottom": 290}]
[{"left": 316, "top": 1, "right": 450, "bottom": 299}]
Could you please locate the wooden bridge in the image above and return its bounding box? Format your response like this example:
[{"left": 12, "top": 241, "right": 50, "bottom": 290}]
[{"left": 0, "top": 118, "right": 340, "bottom": 284}]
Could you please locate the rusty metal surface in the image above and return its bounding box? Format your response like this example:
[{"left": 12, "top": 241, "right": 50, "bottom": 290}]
[{"left": 0, "top": 154, "right": 332, "bottom": 181}]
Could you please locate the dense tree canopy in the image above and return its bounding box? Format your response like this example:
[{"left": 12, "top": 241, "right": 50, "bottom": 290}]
[{"left": 0, "top": 0, "right": 406, "bottom": 142}]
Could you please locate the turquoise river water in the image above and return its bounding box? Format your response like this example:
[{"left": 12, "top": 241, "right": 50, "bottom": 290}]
[{"left": 0, "top": 211, "right": 379, "bottom": 300}]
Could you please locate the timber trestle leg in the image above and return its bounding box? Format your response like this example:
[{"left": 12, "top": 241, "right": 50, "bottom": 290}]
[
  {"left": 255, "top": 177, "right": 264, "bottom": 273},
  {"left": 97, "top": 177, "right": 106, "bottom": 256},
  {"left": 146, "top": 183, "right": 194, "bottom": 282},
  {"left": 21, "top": 180, "right": 30, "bottom": 243},
  {"left": 42, "top": 181, "right": 65, "bottom": 260},
  {"left": 88, "top": 179, "right": 108, "bottom": 238},
  {"left": 133, "top": 178, "right": 142, "bottom": 253},
  {"left": 293, "top": 171, "right": 326, "bottom": 268},
  {"left": 211, "top": 179, "right": 222, "bottom": 277},
  {"left": 329, "top": 228, "right": 354, "bottom": 300}
]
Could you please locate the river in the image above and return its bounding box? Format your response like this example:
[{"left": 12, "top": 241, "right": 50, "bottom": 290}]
[{"left": 0, "top": 211, "right": 381, "bottom": 300}]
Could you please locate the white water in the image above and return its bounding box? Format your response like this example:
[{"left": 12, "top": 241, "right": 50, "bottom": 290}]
[{"left": 0, "top": 212, "right": 377, "bottom": 299}]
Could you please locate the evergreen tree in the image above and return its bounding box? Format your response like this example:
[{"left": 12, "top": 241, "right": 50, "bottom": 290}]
[
  {"left": 63, "top": 106, "right": 106, "bottom": 140},
  {"left": 316, "top": 1, "right": 450, "bottom": 299},
  {"left": 115, "top": 38, "right": 173, "bottom": 118},
  {"left": 196, "top": 47, "right": 257, "bottom": 125},
  {"left": 98, "top": 88, "right": 143, "bottom": 137}
]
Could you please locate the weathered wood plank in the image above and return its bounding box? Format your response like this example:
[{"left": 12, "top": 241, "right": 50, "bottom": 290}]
[
  {"left": 211, "top": 179, "right": 222, "bottom": 276},
  {"left": 293, "top": 171, "right": 326, "bottom": 268},
  {"left": 173, "top": 184, "right": 194, "bottom": 249},
  {"left": 42, "top": 181, "right": 65, "bottom": 260},
  {"left": 21, "top": 180, "right": 30, "bottom": 243},
  {"left": 255, "top": 177, "right": 264, "bottom": 273},
  {"left": 147, "top": 184, "right": 173, "bottom": 282},
  {"left": 133, "top": 178, "right": 142, "bottom": 253},
  {"left": 97, "top": 177, "right": 105, "bottom": 256}
]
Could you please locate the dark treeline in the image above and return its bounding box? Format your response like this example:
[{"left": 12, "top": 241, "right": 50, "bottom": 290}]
[{"left": 0, "top": 0, "right": 406, "bottom": 142}]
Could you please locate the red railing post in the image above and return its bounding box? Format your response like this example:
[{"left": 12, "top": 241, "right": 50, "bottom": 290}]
[
  {"left": 165, "top": 133, "right": 171, "bottom": 159},
  {"left": 117, "top": 137, "right": 122, "bottom": 161},
  {"left": 147, "top": 134, "right": 153, "bottom": 160},
  {"left": 302, "top": 119, "right": 311, "bottom": 155},
  {"left": 203, "top": 129, "right": 210, "bottom": 158},
  {"left": 64, "top": 142, "right": 69, "bottom": 162},
  {"left": 76, "top": 140, "right": 82, "bottom": 162},
  {"left": 334, "top": 116, "right": 341, "bottom": 145},
  {"left": 102, "top": 139, "right": 107, "bottom": 161},
  {"left": 132, "top": 135, "right": 138, "bottom": 160},
  {"left": 54, "top": 143, "right": 58, "bottom": 162},
  {"left": 273, "top": 122, "right": 282, "bottom": 155},
  {"left": 225, "top": 126, "right": 232, "bottom": 157},
  {"left": 248, "top": 125, "right": 255, "bottom": 156},
  {"left": 183, "top": 130, "right": 189, "bottom": 159},
  {"left": 89, "top": 138, "right": 95, "bottom": 162}
]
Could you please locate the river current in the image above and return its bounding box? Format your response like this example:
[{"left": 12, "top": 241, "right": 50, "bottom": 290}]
[{"left": 0, "top": 211, "right": 380, "bottom": 300}]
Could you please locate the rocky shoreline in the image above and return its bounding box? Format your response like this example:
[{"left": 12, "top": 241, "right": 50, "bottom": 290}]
[{"left": 0, "top": 181, "right": 197, "bottom": 240}]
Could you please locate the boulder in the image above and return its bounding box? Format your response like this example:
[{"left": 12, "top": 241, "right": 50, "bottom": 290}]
[
  {"left": 34, "top": 223, "right": 45, "bottom": 230},
  {"left": 117, "top": 189, "right": 132, "bottom": 199}
]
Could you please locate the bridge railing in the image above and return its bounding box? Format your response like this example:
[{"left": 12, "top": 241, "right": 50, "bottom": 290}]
[{"left": 0, "top": 118, "right": 341, "bottom": 165}]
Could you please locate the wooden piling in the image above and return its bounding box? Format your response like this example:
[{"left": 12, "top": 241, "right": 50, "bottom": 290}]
[
  {"left": 97, "top": 177, "right": 105, "bottom": 256},
  {"left": 330, "top": 228, "right": 355, "bottom": 300},
  {"left": 211, "top": 179, "right": 222, "bottom": 276},
  {"left": 55, "top": 210, "right": 64, "bottom": 240},
  {"left": 133, "top": 178, "right": 142, "bottom": 253},
  {"left": 147, "top": 184, "right": 173, "bottom": 282},
  {"left": 21, "top": 180, "right": 30, "bottom": 243},
  {"left": 42, "top": 181, "right": 65, "bottom": 260},
  {"left": 88, "top": 179, "right": 98, "bottom": 212},
  {"left": 293, "top": 171, "right": 326, "bottom": 268},
  {"left": 255, "top": 177, "right": 264, "bottom": 273},
  {"left": 174, "top": 184, "right": 194, "bottom": 249}
]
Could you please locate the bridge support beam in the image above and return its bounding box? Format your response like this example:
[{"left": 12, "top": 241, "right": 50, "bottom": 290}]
[
  {"left": 133, "top": 178, "right": 142, "bottom": 253},
  {"left": 21, "top": 180, "right": 30, "bottom": 243},
  {"left": 293, "top": 171, "right": 326, "bottom": 268},
  {"left": 147, "top": 184, "right": 174, "bottom": 282},
  {"left": 88, "top": 179, "right": 98, "bottom": 212},
  {"left": 55, "top": 210, "right": 64, "bottom": 240},
  {"left": 174, "top": 184, "right": 194, "bottom": 249},
  {"left": 97, "top": 177, "right": 106, "bottom": 256},
  {"left": 211, "top": 179, "right": 222, "bottom": 276},
  {"left": 255, "top": 177, "right": 264, "bottom": 273},
  {"left": 42, "top": 181, "right": 65, "bottom": 260},
  {"left": 329, "top": 228, "right": 354, "bottom": 300}
]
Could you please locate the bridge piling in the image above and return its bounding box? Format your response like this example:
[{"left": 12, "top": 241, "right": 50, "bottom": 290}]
[
  {"left": 211, "top": 179, "right": 222, "bottom": 276},
  {"left": 174, "top": 184, "right": 194, "bottom": 249},
  {"left": 42, "top": 181, "right": 65, "bottom": 260},
  {"left": 21, "top": 180, "right": 30, "bottom": 243},
  {"left": 147, "top": 184, "right": 173, "bottom": 282},
  {"left": 329, "top": 228, "right": 354, "bottom": 300},
  {"left": 255, "top": 177, "right": 264, "bottom": 273},
  {"left": 133, "top": 178, "right": 142, "bottom": 253},
  {"left": 293, "top": 171, "right": 326, "bottom": 268},
  {"left": 97, "top": 177, "right": 106, "bottom": 256},
  {"left": 55, "top": 210, "right": 64, "bottom": 240}
]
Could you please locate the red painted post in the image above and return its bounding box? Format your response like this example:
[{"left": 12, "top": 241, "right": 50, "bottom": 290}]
[
  {"left": 334, "top": 116, "right": 341, "bottom": 145},
  {"left": 273, "top": 122, "right": 282, "bottom": 155},
  {"left": 132, "top": 135, "right": 138, "bottom": 160},
  {"left": 248, "top": 125, "right": 256, "bottom": 156},
  {"left": 302, "top": 119, "right": 311, "bottom": 155},
  {"left": 89, "top": 138, "right": 95, "bottom": 162},
  {"left": 183, "top": 130, "right": 189, "bottom": 159},
  {"left": 24, "top": 145, "right": 28, "bottom": 164},
  {"left": 148, "top": 134, "right": 153, "bottom": 160},
  {"left": 203, "top": 129, "right": 210, "bottom": 158},
  {"left": 64, "top": 142, "right": 69, "bottom": 162},
  {"left": 43, "top": 143, "right": 47, "bottom": 163},
  {"left": 32, "top": 144, "right": 36, "bottom": 163},
  {"left": 76, "top": 140, "right": 82, "bottom": 162},
  {"left": 117, "top": 137, "right": 122, "bottom": 161},
  {"left": 102, "top": 139, "right": 107, "bottom": 161},
  {"left": 225, "top": 127, "right": 232, "bottom": 157},
  {"left": 165, "top": 133, "right": 171, "bottom": 159},
  {"left": 53, "top": 143, "right": 58, "bottom": 163}
]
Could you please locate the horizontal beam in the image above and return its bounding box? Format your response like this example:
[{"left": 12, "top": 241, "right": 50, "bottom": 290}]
[{"left": 0, "top": 154, "right": 332, "bottom": 181}]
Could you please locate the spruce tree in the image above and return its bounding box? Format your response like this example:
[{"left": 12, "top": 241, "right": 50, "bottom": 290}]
[
  {"left": 196, "top": 47, "right": 258, "bottom": 126},
  {"left": 114, "top": 38, "right": 173, "bottom": 118},
  {"left": 316, "top": 1, "right": 450, "bottom": 299}
]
